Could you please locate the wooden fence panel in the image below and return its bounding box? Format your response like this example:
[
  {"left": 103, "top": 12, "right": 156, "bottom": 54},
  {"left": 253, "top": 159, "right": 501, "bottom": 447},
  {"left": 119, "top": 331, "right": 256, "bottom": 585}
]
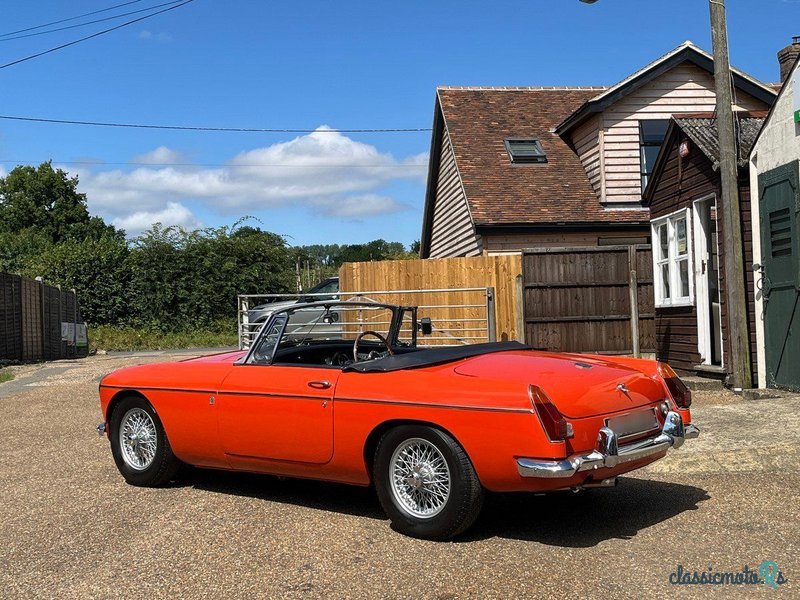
[
  {"left": 0, "top": 274, "right": 22, "bottom": 360},
  {"left": 21, "top": 277, "right": 42, "bottom": 362},
  {"left": 522, "top": 246, "right": 655, "bottom": 354},
  {"left": 0, "top": 273, "right": 88, "bottom": 362},
  {"left": 339, "top": 256, "right": 522, "bottom": 342}
]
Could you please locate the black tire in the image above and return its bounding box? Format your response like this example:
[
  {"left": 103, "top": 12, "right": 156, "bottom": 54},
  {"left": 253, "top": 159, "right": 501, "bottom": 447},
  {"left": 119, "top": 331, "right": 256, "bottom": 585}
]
[
  {"left": 109, "top": 396, "right": 181, "bottom": 487},
  {"left": 373, "top": 425, "right": 484, "bottom": 540}
]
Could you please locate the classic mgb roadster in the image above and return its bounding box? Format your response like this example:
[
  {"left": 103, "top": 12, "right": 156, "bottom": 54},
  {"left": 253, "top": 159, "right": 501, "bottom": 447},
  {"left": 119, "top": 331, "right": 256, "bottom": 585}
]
[{"left": 98, "top": 301, "right": 699, "bottom": 540}]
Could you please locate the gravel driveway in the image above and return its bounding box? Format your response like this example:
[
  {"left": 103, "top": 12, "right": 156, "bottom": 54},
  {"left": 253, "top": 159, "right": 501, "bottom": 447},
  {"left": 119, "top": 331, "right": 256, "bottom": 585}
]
[{"left": 1, "top": 352, "right": 797, "bottom": 599}]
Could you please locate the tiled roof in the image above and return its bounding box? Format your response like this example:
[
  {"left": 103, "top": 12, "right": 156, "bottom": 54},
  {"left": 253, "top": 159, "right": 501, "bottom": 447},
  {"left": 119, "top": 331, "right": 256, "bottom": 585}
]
[
  {"left": 673, "top": 114, "right": 766, "bottom": 168},
  {"left": 437, "top": 88, "right": 649, "bottom": 226}
]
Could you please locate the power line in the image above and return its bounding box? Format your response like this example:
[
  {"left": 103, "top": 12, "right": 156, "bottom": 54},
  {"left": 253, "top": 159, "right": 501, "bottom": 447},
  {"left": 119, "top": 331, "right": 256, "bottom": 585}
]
[
  {"left": 0, "top": 1, "right": 184, "bottom": 42},
  {"left": 0, "top": 0, "right": 195, "bottom": 70},
  {"left": 0, "top": 114, "right": 432, "bottom": 133},
  {"left": 0, "top": 0, "right": 148, "bottom": 37},
  {"left": 0, "top": 159, "right": 428, "bottom": 169}
]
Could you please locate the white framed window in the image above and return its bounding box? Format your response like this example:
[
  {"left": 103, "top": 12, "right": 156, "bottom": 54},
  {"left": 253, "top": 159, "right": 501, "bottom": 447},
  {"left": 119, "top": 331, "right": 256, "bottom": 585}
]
[{"left": 651, "top": 208, "right": 693, "bottom": 308}]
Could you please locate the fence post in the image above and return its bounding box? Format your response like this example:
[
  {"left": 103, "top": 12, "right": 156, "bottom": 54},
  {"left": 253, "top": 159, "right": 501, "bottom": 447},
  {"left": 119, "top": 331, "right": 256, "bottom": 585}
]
[
  {"left": 486, "top": 287, "right": 497, "bottom": 342},
  {"left": 628, "top": 246, "right": 641, "bottom": 358},
  {"left": 238, "top": 296, "right": 249, "bottom": 350},
  {"left": 36, "top": 277, "right": 46, "bottom": 361},
  {"left": 515, "top": 274, "right": 525, "bottom": 343}
]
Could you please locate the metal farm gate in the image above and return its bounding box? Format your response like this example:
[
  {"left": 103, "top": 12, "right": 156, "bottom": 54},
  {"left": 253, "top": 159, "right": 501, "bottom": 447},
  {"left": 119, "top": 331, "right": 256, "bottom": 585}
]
[
  {"left": 0, "top": 273, "right": 88, "bottom": 362},
  {"left": 521, "top": 246, "right": 655, "bottom": 356},
  {"left": 237, "top": 287, "right": 496, "bottom": 350}
]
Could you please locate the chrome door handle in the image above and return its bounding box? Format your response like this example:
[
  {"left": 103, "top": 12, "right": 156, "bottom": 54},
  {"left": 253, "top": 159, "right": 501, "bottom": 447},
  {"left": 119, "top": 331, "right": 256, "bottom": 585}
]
[{"left": 308, "top": 380, "right": 331, "bottom": 390}]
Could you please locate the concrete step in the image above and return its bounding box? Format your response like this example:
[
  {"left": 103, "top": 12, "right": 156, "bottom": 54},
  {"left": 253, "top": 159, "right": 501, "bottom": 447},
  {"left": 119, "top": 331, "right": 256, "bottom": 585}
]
[{"left": 681, "top": 375, "right": 725, "bottom": 392}]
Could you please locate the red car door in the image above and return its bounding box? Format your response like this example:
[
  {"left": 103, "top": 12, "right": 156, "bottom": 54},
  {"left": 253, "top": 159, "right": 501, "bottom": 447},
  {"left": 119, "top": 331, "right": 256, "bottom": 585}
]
[{"left": 217, "top": 364, "right": 338, "bottom": 464}]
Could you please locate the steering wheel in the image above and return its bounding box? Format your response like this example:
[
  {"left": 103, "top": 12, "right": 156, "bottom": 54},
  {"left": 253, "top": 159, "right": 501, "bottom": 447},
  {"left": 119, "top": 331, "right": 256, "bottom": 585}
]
[{"left": 353, "top": 331, "right": 395, "bottom": 362}]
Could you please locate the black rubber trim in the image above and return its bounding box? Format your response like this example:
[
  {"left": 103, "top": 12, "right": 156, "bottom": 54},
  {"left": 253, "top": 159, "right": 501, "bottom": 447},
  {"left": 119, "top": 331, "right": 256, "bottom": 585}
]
[{"left": 342, "top": 341, "right": 529, "bottom": 373}]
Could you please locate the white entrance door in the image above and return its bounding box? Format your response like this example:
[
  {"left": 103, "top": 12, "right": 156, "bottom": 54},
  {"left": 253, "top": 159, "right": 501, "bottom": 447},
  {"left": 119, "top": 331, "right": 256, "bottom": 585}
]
[{"left": 693, "top": 195, "right": 723, "bottom": 366}]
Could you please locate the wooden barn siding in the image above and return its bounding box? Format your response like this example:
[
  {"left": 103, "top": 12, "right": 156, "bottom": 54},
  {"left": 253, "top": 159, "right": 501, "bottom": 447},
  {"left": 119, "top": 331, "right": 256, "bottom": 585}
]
[
  {"left": 339, "top": 255, "right": 522, "bottom": 342},
  {"left": 720, "top": 181, "right": 759, "bottom": 383},
  {"left": 521, "top": 246, "right": 655, "bottom": 354},
  {"left": 483, "top": 229, "right": 650, "bottom": 254},
  {"left": 428, "top": 132, "right": 482, "bottom": 258},
  {"left": 573, "top": 114, "right": 603, "bottom": 199},
  {"left": 648, "top": 138, "right": 759, "bottom": 379},
  {"left": 602, "top": 63, "right": 768, "bottom": 205}
]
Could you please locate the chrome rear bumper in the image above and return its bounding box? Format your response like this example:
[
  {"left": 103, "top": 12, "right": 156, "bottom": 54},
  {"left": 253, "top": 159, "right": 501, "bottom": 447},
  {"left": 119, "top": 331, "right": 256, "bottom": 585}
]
[{"left": 518, "top": 411, "right": 698, "bottom": 479}]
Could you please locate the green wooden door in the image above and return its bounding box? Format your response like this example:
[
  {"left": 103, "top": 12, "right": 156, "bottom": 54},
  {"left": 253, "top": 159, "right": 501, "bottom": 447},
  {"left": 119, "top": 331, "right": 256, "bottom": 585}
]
[{"left": 759, "top": 161, "right": 800, "bottom": 391}]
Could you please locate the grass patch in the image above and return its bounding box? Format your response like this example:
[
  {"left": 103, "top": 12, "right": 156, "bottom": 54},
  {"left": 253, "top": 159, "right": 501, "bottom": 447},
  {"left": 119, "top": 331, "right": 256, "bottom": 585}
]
[
  {"left": 89, "top": 322, "right": 238, "bottom": 352},
  {"left": 0, "top": 370, "right": 13, "bottom": 384}
]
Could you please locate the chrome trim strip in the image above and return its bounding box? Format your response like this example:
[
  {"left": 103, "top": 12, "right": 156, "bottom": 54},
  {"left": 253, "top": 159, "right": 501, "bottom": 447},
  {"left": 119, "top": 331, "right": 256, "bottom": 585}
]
[
  {"left": 100, "top": 384, "right": 328, "bottom": 401},
  {"left": 335, "top": 397, "right": 534, "bottom": 414},
  {"left": 517, "top": 411, "right": 698, "bottom": 479},
  {"left": 99, "top": 384, "right": 217, "bottom": 395}
]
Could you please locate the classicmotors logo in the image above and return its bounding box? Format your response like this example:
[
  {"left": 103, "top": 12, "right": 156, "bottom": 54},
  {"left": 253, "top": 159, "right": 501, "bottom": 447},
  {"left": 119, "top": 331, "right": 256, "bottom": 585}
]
[{"left": 669, "top": 561, "right": 788, "bottom": 589}]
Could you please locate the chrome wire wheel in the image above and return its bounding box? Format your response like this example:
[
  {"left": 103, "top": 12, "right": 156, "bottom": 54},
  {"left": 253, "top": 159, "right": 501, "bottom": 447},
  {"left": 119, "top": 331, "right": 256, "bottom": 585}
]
[
  {"left": 389, "top": 438, "right": 451, "bottom": 519},
  {"left": 119, "top": 408, "right": 158, "bottom": 471}
]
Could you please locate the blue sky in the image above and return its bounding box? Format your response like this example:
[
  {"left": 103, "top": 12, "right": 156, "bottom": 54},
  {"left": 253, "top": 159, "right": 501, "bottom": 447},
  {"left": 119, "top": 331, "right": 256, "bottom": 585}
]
[{"left": 0, "top": 0, "right": 793, "bottom": 247}]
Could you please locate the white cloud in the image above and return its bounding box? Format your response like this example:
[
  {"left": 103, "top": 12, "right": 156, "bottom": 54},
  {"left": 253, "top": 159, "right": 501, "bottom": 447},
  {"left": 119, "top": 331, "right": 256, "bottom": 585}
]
[
  {"left": 139, "top": 30, "right": 172, "bottom": 42},
  {"left": 74, "top": 127, "right": 427, "bottom": 233},
  {"left": 132, "top": 146, "right": 186, "bottom": 165},
  {"left": 310, "top": 194, "right": 406, "bottom": 218},
  {"left": 112, "top": 202, "right": 201, "bottom": 234}
]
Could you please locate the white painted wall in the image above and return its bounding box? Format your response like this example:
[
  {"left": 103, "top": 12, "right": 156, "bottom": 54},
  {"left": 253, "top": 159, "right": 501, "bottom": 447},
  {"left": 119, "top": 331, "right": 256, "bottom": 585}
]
[{"left": 749, "top": 60, "right": 800, "bottom": 388}]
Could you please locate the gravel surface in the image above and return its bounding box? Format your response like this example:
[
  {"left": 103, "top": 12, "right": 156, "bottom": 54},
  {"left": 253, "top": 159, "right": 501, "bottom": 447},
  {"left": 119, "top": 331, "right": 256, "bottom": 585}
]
[{"left": 1, "top": 352, "right": 797, "bottom": 599}]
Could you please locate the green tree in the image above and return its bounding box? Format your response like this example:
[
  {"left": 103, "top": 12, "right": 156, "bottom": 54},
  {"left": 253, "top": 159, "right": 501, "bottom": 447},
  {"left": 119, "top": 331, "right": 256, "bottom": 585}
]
[
  {"left": 0, "top": 162, "right": 122, "bottom": 243},
  {"left": 26, "top": 234, "right": 131, "bottom": 325}
]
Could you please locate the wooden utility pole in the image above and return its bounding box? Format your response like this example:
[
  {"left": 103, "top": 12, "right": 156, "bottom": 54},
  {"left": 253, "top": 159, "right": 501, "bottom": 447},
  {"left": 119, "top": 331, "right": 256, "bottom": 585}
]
[{"left": 709, "top": 0, "right": 752, "bottom": 390}]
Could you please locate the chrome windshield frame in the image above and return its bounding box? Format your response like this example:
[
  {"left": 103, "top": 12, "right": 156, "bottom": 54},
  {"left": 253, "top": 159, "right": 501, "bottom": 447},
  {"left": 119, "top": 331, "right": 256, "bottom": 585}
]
[{"left": 242, "top": 300, "right": 409, "bottom": 366}]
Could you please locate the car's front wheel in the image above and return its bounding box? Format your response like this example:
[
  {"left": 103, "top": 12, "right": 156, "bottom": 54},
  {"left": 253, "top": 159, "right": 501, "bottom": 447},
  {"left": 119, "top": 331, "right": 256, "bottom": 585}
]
[
  {"left": 109, "top": 396, "right": 180, "bottom": 487},
  {"left": 374, "top": 425, "right": 484, "bottom": 540}
]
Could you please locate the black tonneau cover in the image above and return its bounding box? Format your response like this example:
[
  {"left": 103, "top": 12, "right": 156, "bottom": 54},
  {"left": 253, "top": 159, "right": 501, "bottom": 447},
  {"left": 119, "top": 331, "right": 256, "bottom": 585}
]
[{"left": 343, "top": 341, "right": 529, "bottom": 373}]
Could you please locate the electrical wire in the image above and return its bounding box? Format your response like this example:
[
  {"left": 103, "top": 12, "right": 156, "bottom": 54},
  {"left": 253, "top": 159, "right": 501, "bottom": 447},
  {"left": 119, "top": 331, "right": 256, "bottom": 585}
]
[
  {"left": 0, "top": 159, "right": 428, "bottom": 169},
  {"left": 0, "top": 0, "right": 195, "bottom": 70},
  {"left": 0, "top": 114, "right": 431, "bottom": 133},
  {"left": 0, "top": 1, "right": 184, "bottom": 42},
  {"left": 0, "top": 0, "right": 148, "bottom": 38}
]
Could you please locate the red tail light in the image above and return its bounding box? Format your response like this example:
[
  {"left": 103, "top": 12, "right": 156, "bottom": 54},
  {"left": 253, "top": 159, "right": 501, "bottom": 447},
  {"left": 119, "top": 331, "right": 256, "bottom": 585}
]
[
  {"left": 529, "top": 385, "right": 573, "bottom": 441},
  {"left": 657, "top": 362, "right": 692, "bottom": 408}
]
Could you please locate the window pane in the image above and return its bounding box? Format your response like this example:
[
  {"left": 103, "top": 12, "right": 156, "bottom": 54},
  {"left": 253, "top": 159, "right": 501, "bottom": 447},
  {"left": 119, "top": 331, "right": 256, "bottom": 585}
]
[
  {"left": 661, "top": 263, "right": 671, "bottom": 299},
  {"left": 678, "top": 259, "right": 690, "bottom": 298},
  {"left": 641, "top": 145, "right": 662, "bottom": 176},
  {"left": 675, "top": 217, "right": 687, "bottom": 255},
  {"left": 659, "top": 224, "right": 669, "bottom": 260},
  {"left": 505, "top": 139, "right": 547, "bottom": 163},
  {"left": 250, "top": 314, "right": 288, "bottom": 364},
  {"left": 640, "top": 120, "right": 670, "bottom": 144}
]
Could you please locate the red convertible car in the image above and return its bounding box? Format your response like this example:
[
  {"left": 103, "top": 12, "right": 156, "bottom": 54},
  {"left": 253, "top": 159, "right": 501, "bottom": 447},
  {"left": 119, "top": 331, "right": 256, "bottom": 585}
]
[{"left": 98, "top": 301, "right": 699, "bottom": 540}]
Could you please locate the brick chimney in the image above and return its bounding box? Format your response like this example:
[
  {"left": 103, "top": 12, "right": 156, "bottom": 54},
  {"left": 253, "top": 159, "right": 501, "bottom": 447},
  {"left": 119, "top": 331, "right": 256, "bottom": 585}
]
[{"left": 778, "top": 36, "right": 800, "bottom": 83}]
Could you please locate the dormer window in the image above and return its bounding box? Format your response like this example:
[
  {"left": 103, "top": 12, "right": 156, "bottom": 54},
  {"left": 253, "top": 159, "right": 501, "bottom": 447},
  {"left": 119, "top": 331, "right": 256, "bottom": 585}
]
[{"left": 504, "top": 138, "right": 547, "bottom": 164}]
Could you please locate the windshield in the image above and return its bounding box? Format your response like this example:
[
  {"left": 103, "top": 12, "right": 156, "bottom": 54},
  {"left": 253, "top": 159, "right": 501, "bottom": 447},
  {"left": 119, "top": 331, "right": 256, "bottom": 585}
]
[{"left": 248, "top": 303, "right": 410, "bottom": 365}]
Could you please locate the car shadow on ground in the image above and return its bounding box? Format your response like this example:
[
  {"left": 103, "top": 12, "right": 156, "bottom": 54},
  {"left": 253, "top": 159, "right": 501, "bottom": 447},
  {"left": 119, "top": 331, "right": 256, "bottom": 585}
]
[
  {"left": 180, "top": 469, "right": 708, "bottom": 547},
  {"left": 468, "top": 477, "right": 710, "bottom": 546}
]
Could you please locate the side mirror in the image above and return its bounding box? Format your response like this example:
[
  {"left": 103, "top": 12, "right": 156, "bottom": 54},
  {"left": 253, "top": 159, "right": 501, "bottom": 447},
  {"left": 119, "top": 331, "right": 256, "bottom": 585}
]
[{"left": 418, "top": 317, "right": 433, "bottom": 336}]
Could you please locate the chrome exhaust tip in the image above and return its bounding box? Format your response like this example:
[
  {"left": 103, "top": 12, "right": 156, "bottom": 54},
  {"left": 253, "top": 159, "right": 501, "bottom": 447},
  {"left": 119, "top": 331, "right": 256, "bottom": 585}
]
[{"left": 581, "top": 477, "right": 618, "bottom": 489}]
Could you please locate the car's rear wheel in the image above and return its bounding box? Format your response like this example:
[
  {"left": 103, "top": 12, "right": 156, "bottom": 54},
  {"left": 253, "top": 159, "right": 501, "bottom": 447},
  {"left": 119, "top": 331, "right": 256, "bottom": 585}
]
[
  {"left": 373, "top": 425, "right": 484, "bottom": 540},
  {"left": 109, "top": 396, "right": 180, "bottom": 487}
]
